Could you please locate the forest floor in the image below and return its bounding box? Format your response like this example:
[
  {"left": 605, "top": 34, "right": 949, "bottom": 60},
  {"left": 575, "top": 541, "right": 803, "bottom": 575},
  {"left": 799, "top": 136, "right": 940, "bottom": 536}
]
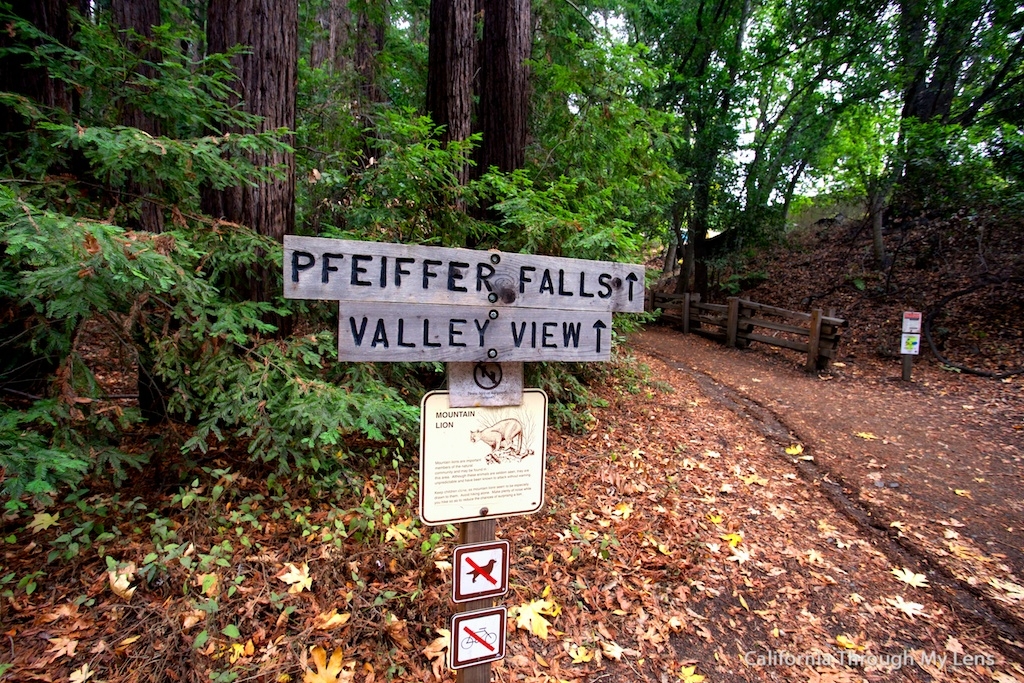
[
  {"left": 4, "top": 214, "right": 1024, "bottom": 683},
  {"left": 3, "top": 322, "right": 1024, "bottom": 683}
]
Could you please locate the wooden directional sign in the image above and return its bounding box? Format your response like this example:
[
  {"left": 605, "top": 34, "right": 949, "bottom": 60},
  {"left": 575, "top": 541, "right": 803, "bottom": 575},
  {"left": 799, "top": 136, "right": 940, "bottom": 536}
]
[
  {"left": 452, "top": 540, "right": 509, "bottom": 603},
  {"left": 338, "top": 302, "right": 612, "bottom": 362},
  {"left": 449, "top": 607, "right": 507, "bottom": 670},
  {"left": 419, "top": 390, "right": 547, "bottom": 525},
  {"left": 284, "top": 236, "right": 644, "bottom": 312}
]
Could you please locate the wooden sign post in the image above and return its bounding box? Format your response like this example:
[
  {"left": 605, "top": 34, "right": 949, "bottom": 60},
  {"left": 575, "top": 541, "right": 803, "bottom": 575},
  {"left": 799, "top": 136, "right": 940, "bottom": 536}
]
[{"left": 283, "top": 237, "right": 644, "bottom": 681}]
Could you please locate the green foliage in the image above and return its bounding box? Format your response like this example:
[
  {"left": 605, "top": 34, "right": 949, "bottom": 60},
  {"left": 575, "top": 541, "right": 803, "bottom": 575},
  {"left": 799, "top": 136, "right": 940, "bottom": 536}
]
[
  {"left": 0, "top": 11, "right": 422, "bottom": 504},
  {"left": 0, "top": 402, "right": 89, "bottom": 500},
  {"left": 308, "top": 109, "right": 486, "bottom": 246}
]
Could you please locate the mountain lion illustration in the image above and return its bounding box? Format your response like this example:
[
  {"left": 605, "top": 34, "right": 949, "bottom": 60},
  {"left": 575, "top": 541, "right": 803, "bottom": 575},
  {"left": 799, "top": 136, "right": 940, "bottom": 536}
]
[{"left": 470, "top": 418, "right": 525, "bottom": 458}]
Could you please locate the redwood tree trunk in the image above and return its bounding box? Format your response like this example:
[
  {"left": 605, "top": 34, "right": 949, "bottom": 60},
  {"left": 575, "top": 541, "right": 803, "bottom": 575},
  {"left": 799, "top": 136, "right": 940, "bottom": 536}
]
[
  {"left": 203, "top": 0, "right": 297, "bottom": 248},
  {"left": 0, "top": 0, "right": 73, "bottom": 133},
  {"left": 426, "top": 0, "right": 474, "bottom": 184},
  {"left": 474, "top": 0, "right": 531, "bottom": 175},
  {"left": 112, "top": 0, "right": 165, "bottom": 233},
  {"left": 310, "top": 0, "right": 350, "bottom": 72}
]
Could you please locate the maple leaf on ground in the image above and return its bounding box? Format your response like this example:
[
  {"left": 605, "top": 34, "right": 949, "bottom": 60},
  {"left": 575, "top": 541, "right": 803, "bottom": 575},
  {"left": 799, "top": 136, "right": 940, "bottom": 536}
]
[
  {"left": 954, "top": 489, "right": 973, "bottom": 499},
  {"left": 678, "top": 664, "right": 706, "bottom": 682},
  {"left": 720, "top": 532, "right": 743, "bottom": 547},
  {"left": 422, "top": 629, "right": 449, "bottom": 681},
  {"left": 890, "top": 567, "right": 929, "bottom": 588},
  {"left": 727, "top": 547, "right": 751, "bottom": 564},
  {"left": 29, "top": 512, "right": 59, "bottom": 533},
  {"left": 511, "top": 596, "right": 561, "bottom": 639},
  {"left": 854, "top": 432, "right": 879, "bottom": 440},
  {"left": 384, "top": 612, "right": 413, "bottom": 649},
  {"left": 314, "top": 609, "right": 352, "bottom": 630},
  {"left": 566, "top": 642, "right": 593, "bottom": 663},
  {"left": 611, "top": 502, "right": 634, "bottom": 519},
  {"left": 279, "top": 562, "right": 312, "bottom": 594},
  {"left": 886, "top": 595, "right": 927, "bottom": 619},
  {"left": 990, "top": 577, "right": 1024, "bottom": 602},
  {"left": 304, "top": 646, "right": 352, "bottom": 683},
  {"left": 385, "top": 519, "right": 417, "bottom": 546},
  {"left": 47, "top": 636, "right": 79, "bottom": 660},
  {"left": 835, "top": 634, "right": 865, "bottom": 651},
  {"left": 785, "top": 444, "right": 804, "bottom": 456},
  {"left": 69, "top": 663, "right": 95, "bottom": 683},
  {"left": 601, "top": 641, "right": 625, "bottom": 661}
]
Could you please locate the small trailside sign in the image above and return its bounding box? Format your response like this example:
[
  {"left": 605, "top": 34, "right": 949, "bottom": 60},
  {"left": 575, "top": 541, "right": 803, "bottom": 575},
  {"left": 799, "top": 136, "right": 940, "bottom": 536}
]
[
  {"left": 902, "top": 311, "right": 922, "bottom": 334},
  {"left": 452, "top": 540, "right": 509, "bottom": 603},
  {"left": 449, "top": 607, "right": 507, "bottom": 670},
  {"left": 419, "top": 390, "right": 547, "bottom": 525}
]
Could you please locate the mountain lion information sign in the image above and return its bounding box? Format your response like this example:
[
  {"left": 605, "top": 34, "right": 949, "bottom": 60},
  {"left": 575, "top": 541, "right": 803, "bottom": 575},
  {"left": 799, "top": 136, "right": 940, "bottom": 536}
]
[{"left": 419, "top": 390, "right": 547, "bottom": 525}]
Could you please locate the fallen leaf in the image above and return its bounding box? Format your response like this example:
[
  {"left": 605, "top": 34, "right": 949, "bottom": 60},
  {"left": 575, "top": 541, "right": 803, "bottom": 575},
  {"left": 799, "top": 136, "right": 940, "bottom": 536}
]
[
  {"left": 511, "top": 597, "right": 561, "bottom": 639},
  {"left": 567, "top": 642, "right": 593, "bottom": 663},
  {"left": 28, "top": 512, "right": 60, "bottom": 533},
  {"left": 989, "top": 577, "right": 1024, "bottom": 601},
  {"left": 835, "top": 634, "right": 865, "bottom": 651},
  {"left": 314, "top": 609, "right": 352, "bottom": 630},
  {"left": 785, "top": 444, "right": 804, "bottom": 455},
  {"left": 740, "top": 473, "right": 768, "bottom": 486},
  {"left": 855, "top": 432, "right": 879, "bottom": 440},
  {"left": 886, "top": 595, "right": 927, "bottom": 619},
  {"left": 954, "top": 489, "right": 973, "bottom": 499},
  {"left": 727, "top": 547, "right": 751, "bottom": 564},
  {"left": 422, "top": 629, "right": 449, "bottom": 680},
  {"left": 304, "top": 646, "right": 350, "bottom": 683},
  {"left": 279, "top": 562, "right": 312, "bottom": 594},
  {"left": 891, "top": 567, "right": 929, "bottom": 588},
  {"left": 69, "top": 663, "right": 94, "bottom": 683},
  {"left": 108, "top": 562, "right": 137, "bottom": 602},
  {"left": 46, "top": 636, "right": 78, "bottom": 660},
  {"left": 678, "top": 664, "right": 706, "bottom": 682},
  {"left": 611, "top": 502, "right": 634, "bottom": 519},
  {"left": 601, "top": 640, "right": 625, "bottom": 661},
  {"left": 707, "top": 512, "right": 723, "bottom": 524},
  {"left": 384, "top": 612, "right": 412, "bottom": 649},
  {"left": 720, "top": 532, "right": 743, "bottom": 548}
]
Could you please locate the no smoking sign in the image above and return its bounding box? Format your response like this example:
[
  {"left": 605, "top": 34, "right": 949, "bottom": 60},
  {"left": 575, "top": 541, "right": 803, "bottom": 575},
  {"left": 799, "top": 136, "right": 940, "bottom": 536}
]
[{"left": 452, "top": 540, "right": 509, "bottom": 603}]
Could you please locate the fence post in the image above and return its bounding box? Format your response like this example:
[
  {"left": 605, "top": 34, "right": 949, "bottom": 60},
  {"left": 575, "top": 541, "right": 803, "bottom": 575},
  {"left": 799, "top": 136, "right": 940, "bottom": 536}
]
[
  {"left": 726, "top": 297, "right": 739, "bottom": 348},
  {"left": 682, "top": 293, "right": 691, "bottom": 334},
  {"left": 806, "top": 309, "right": 822, "bottom": 372}
]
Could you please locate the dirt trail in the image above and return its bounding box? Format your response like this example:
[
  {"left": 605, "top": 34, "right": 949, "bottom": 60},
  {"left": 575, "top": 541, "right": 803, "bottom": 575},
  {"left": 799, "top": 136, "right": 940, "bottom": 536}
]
[{"left": 633, "top": 326, "right": 1024, "bottom": 655}]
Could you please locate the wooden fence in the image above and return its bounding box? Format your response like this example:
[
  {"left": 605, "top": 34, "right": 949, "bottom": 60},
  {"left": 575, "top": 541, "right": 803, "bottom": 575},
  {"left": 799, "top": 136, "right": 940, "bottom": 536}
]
[{"left": 647, "top": 292, "right": 847, "bottom": 372}]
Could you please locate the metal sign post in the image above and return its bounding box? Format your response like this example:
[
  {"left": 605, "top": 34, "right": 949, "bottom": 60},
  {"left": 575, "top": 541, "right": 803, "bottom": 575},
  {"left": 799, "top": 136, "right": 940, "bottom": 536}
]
[{"left": 901, "top": 311, "right": 922, "bottom": 381}]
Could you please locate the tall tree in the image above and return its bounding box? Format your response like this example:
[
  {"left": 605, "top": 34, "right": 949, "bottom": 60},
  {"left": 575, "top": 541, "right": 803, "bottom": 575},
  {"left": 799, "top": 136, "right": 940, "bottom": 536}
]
[
  {"left": 475, "top": 0, "right": 531, "bottom": 175},
  {"left": 632, "top": 0, "right": 751, "bottom": 297},
  {"left": 426, "top": 0, "right": 474, "bottom": 183},
  {"left": 111, "top": 0, "right": 165, "bottom": 233},
  {"left": 0, "top": 0, "right": 74, "bottom": 135},
  {"left": 203, "top": 0, "right": 297, "bottom": 246},
  {"left": 309, "top": 0, "right": 351, "bottom": 71}
]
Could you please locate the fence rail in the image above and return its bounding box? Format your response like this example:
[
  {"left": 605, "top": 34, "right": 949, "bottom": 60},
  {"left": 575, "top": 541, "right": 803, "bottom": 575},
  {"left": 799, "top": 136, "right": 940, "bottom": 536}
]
[{"left": 647, "top": 292, "right": 846, "bottom": 372}]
